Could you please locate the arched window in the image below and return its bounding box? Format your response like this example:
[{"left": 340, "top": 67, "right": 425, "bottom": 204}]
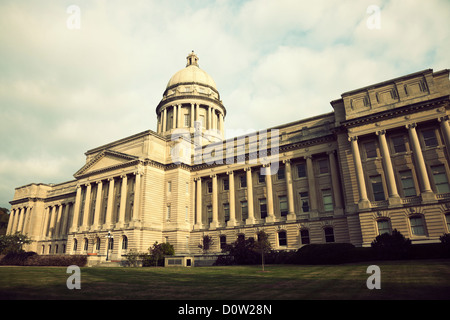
[
  {"left": 278, "top": 231, "right": 287, "bottom": 246},
  {"left": 83, "top": 238, "right": 89, "bottom": 251},
  {"left": 73, "top": 239, "right": 78, "bottom": 251},
  {"left": 41, "top": 245, "right": 45, "bottom": 254},
  {"left": 108, "top": 238, "right": 114, "bottom": 250},
  {"left": 122, "top": 236, "right": 128, "bottom": 250},
  {"left": 324, "top": 227, "right": 335, "bottom": 243},
  {"left": 95, "top": 237, "right": 101, "bottom": 251},
  {"left": 220, "top": 235, "right": 227, "bottom": 249}
]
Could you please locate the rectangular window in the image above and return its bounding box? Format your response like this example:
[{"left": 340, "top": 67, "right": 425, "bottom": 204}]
[
  {"left": 199, "top": 115, "right": 205, "bottom": 128},
  {"left": 223, "top": 178, "right": 229, "bottom": 191},
  {"left": 297, "top": 163, "right": 306, "bottom": 178},
  {"left": 240, "top": 175, "right": 247, "bottom": 188},
  {"left": 400, "top": 170, "right": 416, "bottom": 197},
  {"left": 259, "top": 198, "right": 267, "bottom": 219},
  {"left": 300, "top": 192, "right": 310, "bottom": 212},
  {"left": 207, "top": 205, "right": 212, "bottom": 223},
  {"left": 392, "top": 135, "right": 407, "bottom": 153},
  {"left": 324, "top": 227, "right": 335, "bottom": 243},
  {"left": 377, "top": 220, "right": 391, "bottom": 235},
  {"left": 370, "top": 175, "right": 385, "bottom": 201},
  {"left": 422, "top": 129, "right": 438, "bottom": 147},
  {"left": 241, "top": 201, "right": 248, "bottom": 221},
  {"left": 318, "top": 159, "right": 329, "bottom": 174},
  {"left": 277, "top": 167, "right": 285, "bottom": 180},
  {"left": 364, "top": 141, "right": 378, "bottom": 159},
  {"left": 410, "top": 216, "right": 425, "bottom": 236},
  {"left": 184, "top": 114, "right": 190, "bottom": 127},
  {"left": 185, "top": 207, "right": 189, "bottom": 221},
  {"left": 223, "top": 203, "right": 230, "bottom": 222},
  {"left": 166, "top": 206, "right": 171, "bottom": 221},
  {"left": 168, "top": 181, "right": 172, "bottom": 193},
  {"left": 431, "top": 164, "right": 450, "bottom": 193},
  {"left": 322, "top": 189, "right": 333, "bottom": 212},
  {"left": 207, "top": 181, "right": 213, "bottom": 193},
  {"left": 300, "top": 229, "right": 310, "bottom": 245},
  {"left": 279, "top": 196, "right": 288, "bottom": 216},
  {"left": 258, "top": 171, "right": 265, "bottom": 183},
  {"left": 278, "top": 231, "right": 287, "bottom": 246}
]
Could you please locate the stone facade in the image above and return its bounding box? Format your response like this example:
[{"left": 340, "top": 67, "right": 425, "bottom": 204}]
[{"left": 6, "top": 52, "right": 450, "bottom": 261}]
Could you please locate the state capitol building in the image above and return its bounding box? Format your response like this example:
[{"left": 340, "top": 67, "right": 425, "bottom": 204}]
[{"left": 6, "top": 52, "right": 450, "bottom": 263}]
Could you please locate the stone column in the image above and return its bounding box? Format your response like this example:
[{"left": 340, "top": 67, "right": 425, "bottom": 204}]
[
  {"left": 71, "top": 185, "right": 82, "bottom": 232},
  {"left": 173, "top": 105, "right": 177, "bottom": 129},
  {"left": 328, "top": 151, "right": 343, "bottom": 213},
  {"left": 17, "top": 207, "right": 25, "bottom": 234},
  {"left": 191, "top": 103, "right": 195, "bottom": 128},
  {"left": 284, "top": 159, "right": 296, "bottom": 221},
  {"left": 93, "top": 180, "right": 103, "bottom": 228},
  {"left": 227, "top": 171, "right": 237, "bottom": 226},
  {"left": 208, "top": 106, "right": 212, "bottom": 130},
  {"left": 54, "top": 205, "right": 63, "bottom": 238},
  {"left": 118, "top": 174, "right": 128, "bottom": 226},
  {"left": 349, "top": 136, "right": 371, "bottom": 209},
  {"left": 104, "top": 178, "right": 115, "bottom": 228},
  {"left": 438, "top": 116, "right": 450, "bottom": 159},
  {"left": 210, "top": 174, "right": 219, "bottom": 228},
  {"left": 6, "top": 209, "right": 14, "bottom": 235},
  {"left": 376, "top": 130, "right": 401, "bottom": 205},
  {"left": 132, "top": 172, "right": 141, "bottom": 222},
  {"left": 406, "top": 123, "right": 435, "bottom": 202},
  {"left": 305, "top": 155, "right": 318, "bottom": 213},
  {"left": 245, "top": 167, "right": 256, "bottom": 224},
  {"left": 41, "top": 207, "right": 50, "bottom": 238},
  {"left": 162, "top": 108, "right": 167, "bottom": 132},
  {"left": 82, "top": 183, "right": 92, "bottom": 230},
  {"left": 196, "top": 103, "right": 200, "bottom": 123},
  {"left": 60, "top": 204, "right": 70, "bottom": 238},
  {"left": 219, "top": 113, "right": 224, "bottom": 138},
  {"left": 195, "top": 177, "right": 203, "bottom": 229},
  {"left": 264, "top": 165, "right": 276, "bottom": 222}
]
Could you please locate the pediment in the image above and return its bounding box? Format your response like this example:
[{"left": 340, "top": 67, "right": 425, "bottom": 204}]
[{"left": 74, "top": 150, "right": 139, "bottom": 178}]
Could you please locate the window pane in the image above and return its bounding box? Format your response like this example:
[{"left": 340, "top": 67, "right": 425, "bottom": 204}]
[
  {"left": 300, "top": 192, "right": 309, "bottom": 212},
  {"left": 324, "top": 227, "right": 335, "bottom": 242},
  {"left": 432, "top": 165, "right": 450, "bottom": 193},
  {"left": 259, "top": 199, "right": 267, "bottom": 219},
  {"left": 300, "top": 229, "right": 310, "bottom": 244},
  {"left": 279, "top": 196, "right": 288, "bottom": 216},
  {"left": 277, "top": 167, "right": 285, "bottom": 180},
  {"left": 318, "top": 159, "right": 329, "bottom": 174},
  {"left": 410, "top": 217, "right": 425, "bottom": 235},
  {"left": 297, "top": 164, "right": 306, "bottom": 178},
  {"left": 371, "top": 175, "right": 385, "bottom": 201},
  {"left": 278, "top": 231, "right": 287, "bottom": 246},
  {"left": 377, "top": 220, "right": 391, "bottom": 235},
  {"left": 422, "top": 129, "right": 438, "bottom": 147},
  {"left": 400, "top": 170, "right": 416, "bottom": 197},
  {"left": 322, "top": 189, "right": 333, "bottom": 211},
  {"left": 392, "top": 136, "right": 407, "bottom": 153},
  {"left": 364, "top": 141, "right": 377, "bottom": 158}
]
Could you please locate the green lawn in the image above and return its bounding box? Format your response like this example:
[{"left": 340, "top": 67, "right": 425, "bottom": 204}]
[{"left": 0, "top": 260, "right": 449, "bottom": 300}]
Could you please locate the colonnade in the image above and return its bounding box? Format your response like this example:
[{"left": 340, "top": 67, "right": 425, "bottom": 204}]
[
  {"left": 193, "top": 152, "right": 343, "bottom": 230},
  {"left": 6, "top": 206, "right": 32, "bottom": 235},
  {"left": 71, "top": 171, "right": 142, "bottom": 233},
  {"left": 349, "top": 117, "right": 450, "bottom": 208},
  {"left": 160, "top": 103, "right": 224, "bottom": 132}
]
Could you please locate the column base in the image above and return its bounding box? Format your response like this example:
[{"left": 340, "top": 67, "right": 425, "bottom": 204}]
[
  {"left": 226, "top": 219, "right": 237, "bottom": 227},
  {"left": 421, "top": 191, "right": 437, "bottom": 203},
  {"left": 265, "top": 215, "right": 278, "bottom": 223},
  {"left": 388, "top": 196, "right": 402, "bottom": 207},
  {"left": 245, "top": 217, "right": 256, "bottom": 225},
  {"left": 358, "top": 199, "right": 371, "bottom": 210},
  {"left": 209, "top": 221, "right": 222, "bottom": 229},
  {"left": 194, "top": 223, "right": 204, "bottom": 230},
  {"left": 286, "top": 212, "right": 297, "bottom": 221}
]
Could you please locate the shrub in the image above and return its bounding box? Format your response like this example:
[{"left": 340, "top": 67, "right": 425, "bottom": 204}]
[
  {"left": 371, "top": 229, "right": 411, "bottom": 260},
  {"left": 291, "top": 243, "right": 356, "bottom": 265},
  {"left": 0, "top": 251, "right": 37, "bottom": 266}
]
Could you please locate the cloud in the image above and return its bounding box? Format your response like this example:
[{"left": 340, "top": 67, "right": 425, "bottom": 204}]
[{"left": 0, "top": 0, "right": 449, "bottom": 208}]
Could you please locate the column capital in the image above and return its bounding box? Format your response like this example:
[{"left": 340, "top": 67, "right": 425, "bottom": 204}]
[
  {"left": 438, "top": 115, "right": 449, "bottom": 122},
  {"left": 375, "top": 129, "right": 386, "bottom": 136},
  {"left": 226, "top": 170, "right": 234, "bottom": 175},
  {"left": 244, "top": 166, "right": 252, "bottom": 172},
  {"left": 348, "top": 135, "right": 358, "bottom": 142},
  {"left": 405, "top": 122, "right": 417, "bottom": 130},
  {"left": 209, "top": 174, "right": 217, "bottom": 178},
  {"left": 282, "top": 158, "right": 291, "bottom": 164}
]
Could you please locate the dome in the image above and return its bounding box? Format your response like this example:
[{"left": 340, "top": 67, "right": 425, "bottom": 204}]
[{"left": 165, "top": 51, "right": 217, "bottom": 91}]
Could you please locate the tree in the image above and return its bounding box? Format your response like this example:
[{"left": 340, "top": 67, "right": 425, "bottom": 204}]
[
  {"left": 254, "top": 230, "right": 272, "bottom": 271},
  {"left": 0, "top": 232, "right": 33, "bottom": 254},
  {"left": 198, "top": 235, "right": 214, "bottom": 254},
  {"left": 0, "top": 208, "right": 10, "bottom": 235},
  {"left": 148, "top": 241, "right": 175, "bottom": 266}
]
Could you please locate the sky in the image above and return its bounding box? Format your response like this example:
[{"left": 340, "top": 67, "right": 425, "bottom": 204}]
[{"left": 1, "top": 0, "right": 449, "bottom": 209}]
